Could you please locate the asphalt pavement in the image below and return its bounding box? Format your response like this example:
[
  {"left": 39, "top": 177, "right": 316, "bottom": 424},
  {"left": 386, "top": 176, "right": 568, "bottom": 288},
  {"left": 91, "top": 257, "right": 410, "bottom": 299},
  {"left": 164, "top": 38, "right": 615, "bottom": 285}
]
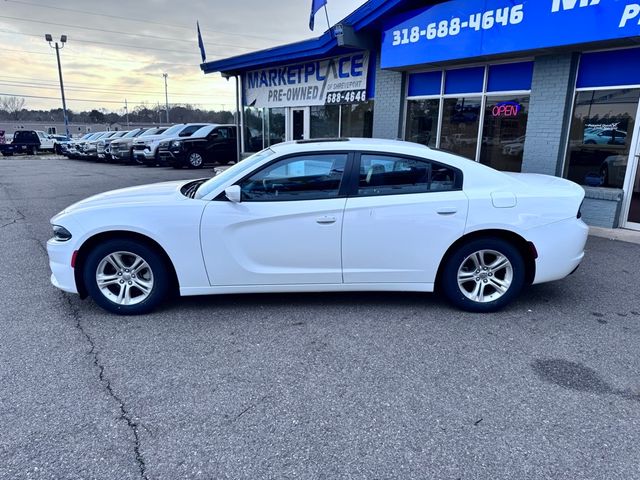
[{"left": 1, "top": 155, "right": 639, "bottom": 479}]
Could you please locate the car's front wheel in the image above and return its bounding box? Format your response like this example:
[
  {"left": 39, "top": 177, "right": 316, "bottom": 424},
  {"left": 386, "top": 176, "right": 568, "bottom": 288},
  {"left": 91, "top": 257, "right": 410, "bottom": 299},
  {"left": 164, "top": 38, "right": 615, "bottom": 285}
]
[
  {"left": 441, "top": 238, "right": 525, "bottom": 312},
  {"left": 187, "top": 151, "right": 204, "bottom": 169},
  {"left": 83, "top": 239, "right": 170, "bottom": 315}
]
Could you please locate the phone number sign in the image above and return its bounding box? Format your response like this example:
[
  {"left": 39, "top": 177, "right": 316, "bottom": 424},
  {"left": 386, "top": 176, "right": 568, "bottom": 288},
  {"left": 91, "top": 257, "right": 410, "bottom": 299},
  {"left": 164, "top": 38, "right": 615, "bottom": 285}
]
[{"left": 381, "top": 0, "right": 640, "bottom": 69}]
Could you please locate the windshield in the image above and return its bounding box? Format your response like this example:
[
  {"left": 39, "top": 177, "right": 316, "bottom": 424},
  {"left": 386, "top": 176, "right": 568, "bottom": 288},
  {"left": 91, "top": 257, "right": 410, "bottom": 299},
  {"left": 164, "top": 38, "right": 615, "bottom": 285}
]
[
  {"left": 195, "top": 148, "right": 276, "bottom": 199},
  {"left": 159, "top": 125, "right": 183, "bottom": 137},
  {"left": 123, "top": 129, "right": 139, "bottom": 138}
]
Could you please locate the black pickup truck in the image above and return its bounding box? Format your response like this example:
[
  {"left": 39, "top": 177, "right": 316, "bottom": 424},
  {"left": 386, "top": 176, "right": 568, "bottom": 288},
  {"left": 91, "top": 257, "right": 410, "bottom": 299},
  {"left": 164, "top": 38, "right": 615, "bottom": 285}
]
[
  {"left": 0, "top": 130, "right": 47, "bottom": 156},
  {"left": 158, "top": 124, "right": 239, "bottom": 169}
]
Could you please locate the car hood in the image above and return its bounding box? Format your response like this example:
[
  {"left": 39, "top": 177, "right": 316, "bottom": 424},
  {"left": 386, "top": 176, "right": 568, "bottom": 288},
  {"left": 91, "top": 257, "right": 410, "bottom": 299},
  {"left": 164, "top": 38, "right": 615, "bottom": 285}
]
[
  {"left": 134, "top": 134, "right": 166, "bottom": 144},
  {"left": 56, "top": 180, "right": 188, "bottom": 216}
]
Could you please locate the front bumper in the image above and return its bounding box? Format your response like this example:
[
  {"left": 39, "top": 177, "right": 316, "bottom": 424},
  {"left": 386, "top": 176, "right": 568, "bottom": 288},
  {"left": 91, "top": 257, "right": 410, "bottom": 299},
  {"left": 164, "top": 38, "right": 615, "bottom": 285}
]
[{"left": 47, "top": 238, "right": 78, "bottom": 294}]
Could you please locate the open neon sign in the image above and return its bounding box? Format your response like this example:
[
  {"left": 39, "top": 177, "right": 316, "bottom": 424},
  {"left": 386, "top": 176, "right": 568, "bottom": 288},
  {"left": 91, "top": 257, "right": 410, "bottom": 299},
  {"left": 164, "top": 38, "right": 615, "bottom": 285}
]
[{"left": 492, "top": 101, "right": 521, "bottom": 117}]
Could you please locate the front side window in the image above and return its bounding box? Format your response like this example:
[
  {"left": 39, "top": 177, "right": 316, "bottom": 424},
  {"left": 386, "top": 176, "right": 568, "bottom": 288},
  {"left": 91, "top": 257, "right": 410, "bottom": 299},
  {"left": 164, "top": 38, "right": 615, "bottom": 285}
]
[
  {"left": 240, "top": 153, "right": 347, "bottom": 201},
  {"left": 564, "top": 89, "right": 640, "bottom": 188},
  {"left": 357, "top": 154, "right": 459, "bottom": 196}
]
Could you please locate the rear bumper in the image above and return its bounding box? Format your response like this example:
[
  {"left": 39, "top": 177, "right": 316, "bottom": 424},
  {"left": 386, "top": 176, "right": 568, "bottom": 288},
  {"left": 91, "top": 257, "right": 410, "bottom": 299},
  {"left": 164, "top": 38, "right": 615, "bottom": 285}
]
[{"left": 527, "top": 217, "right": 589, "bottom": 285}]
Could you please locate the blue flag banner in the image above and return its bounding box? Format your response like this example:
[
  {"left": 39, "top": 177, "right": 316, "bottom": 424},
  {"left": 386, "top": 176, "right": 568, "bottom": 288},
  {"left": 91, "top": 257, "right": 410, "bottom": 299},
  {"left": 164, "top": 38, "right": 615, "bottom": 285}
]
[
  {"left": 197, "top": 21, "right": 206, "bottom": 63},
  {"left": 309, "top": 0, "right": 328, "bottom": 31}
]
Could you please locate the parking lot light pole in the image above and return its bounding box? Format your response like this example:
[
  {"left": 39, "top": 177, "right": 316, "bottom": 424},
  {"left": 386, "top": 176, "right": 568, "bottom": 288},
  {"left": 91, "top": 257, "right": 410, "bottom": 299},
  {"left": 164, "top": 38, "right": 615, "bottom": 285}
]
[
  {"left": 162, "top": 73, "right": 170, "bottom": 124},
  {"left": 45, "top": 34, "right": 70, "bottom": 139}
]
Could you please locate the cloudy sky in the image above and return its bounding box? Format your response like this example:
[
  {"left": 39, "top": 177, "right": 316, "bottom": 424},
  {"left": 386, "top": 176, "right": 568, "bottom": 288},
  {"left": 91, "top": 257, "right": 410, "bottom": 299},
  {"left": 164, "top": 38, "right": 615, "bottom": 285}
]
[{"left": 0, "top": 0, "right": 367, "bottom": 113}]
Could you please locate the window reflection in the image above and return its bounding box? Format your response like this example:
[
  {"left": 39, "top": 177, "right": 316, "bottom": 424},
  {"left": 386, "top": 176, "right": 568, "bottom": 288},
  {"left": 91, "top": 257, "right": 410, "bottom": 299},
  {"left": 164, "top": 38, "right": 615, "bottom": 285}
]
[
  {"left": 340, "top": 101, "right": 374, "bottom": 138},
  {"left": 310, "top": 105, "right": 340, "bottom": 138},
  {"left": 564, "top": 89, "right": 640, "bottom": 188},
  {"left": 405, "top": 99, "right": 439, "bottom": 147},
  {"left": 480, "top": 96, "right": 529, "bottom": 172},
  {"left": 440, "top": 97, "right": 481, "bottom": 160}
]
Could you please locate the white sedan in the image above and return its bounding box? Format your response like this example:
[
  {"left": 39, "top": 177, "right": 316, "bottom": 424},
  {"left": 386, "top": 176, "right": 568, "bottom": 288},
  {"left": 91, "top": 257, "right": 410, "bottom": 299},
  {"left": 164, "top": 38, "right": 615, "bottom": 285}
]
[{"left": 47, "top": 139, "right": 588, "bottom": 315}]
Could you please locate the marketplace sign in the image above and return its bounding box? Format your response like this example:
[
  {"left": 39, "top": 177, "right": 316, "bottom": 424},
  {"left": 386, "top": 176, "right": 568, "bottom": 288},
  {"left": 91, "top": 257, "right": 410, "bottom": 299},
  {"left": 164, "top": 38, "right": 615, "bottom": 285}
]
[
  {"left": 381, "top": 0, "right": 640, "bottom": 68},
  {"left": 243, "top": 52, "right": 369, "bottom": 108}
]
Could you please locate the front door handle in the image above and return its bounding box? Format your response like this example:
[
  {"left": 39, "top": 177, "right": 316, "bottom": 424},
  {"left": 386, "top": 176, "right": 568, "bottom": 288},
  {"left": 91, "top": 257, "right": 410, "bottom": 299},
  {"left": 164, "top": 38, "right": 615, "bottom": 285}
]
[
  {"left": 316, "top": 216, "right": 336, "bottom": 224},
  {"left": 436, "top": 207, "right": 457, "bottom": 215}
]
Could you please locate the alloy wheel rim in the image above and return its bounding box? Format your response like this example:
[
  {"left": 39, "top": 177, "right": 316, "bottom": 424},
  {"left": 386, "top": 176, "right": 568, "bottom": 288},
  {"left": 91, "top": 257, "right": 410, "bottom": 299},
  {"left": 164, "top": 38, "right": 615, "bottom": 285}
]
[
  {"left": 96, "top": 251, "right": 154, "bottom": 306},
  {"left": 190, "top": 153, "right": 203, "bottom": 167},
  {"left": 457, "top": 249, "right": 513, "bottom": 303}
]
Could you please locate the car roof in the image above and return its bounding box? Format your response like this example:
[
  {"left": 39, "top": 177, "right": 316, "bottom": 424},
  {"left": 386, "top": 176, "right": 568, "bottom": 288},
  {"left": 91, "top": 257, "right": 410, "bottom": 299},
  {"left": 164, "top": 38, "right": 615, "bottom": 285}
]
[{"left": 270, "top": 138, "right": 431, "bottom": 156}]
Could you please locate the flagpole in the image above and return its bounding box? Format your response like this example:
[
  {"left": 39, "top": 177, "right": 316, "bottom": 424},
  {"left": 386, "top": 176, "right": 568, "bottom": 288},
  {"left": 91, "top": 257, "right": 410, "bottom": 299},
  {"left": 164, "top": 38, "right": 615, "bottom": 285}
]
[{"left": 323, "top": 4, "right": 332, "bottom": 34}]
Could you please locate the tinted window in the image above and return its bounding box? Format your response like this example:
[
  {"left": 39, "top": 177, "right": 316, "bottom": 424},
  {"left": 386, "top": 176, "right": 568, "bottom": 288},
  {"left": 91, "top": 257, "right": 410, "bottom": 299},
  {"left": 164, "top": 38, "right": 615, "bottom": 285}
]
[
  {"left": 179, "top": 125, "right": 205, "bottom": 137},
  {"left": 358, "top": 154, "right": 458, "bottom": 196},
  {"left": 240, "top": 154, "right": 347, "bottom": 201}
]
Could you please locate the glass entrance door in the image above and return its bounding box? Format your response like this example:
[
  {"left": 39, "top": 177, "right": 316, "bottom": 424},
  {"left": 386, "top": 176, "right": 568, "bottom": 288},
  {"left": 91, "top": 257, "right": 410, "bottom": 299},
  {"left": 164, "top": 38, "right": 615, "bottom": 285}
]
[{"left": 289, "top": 108, "right": 310, "bottom": 141}]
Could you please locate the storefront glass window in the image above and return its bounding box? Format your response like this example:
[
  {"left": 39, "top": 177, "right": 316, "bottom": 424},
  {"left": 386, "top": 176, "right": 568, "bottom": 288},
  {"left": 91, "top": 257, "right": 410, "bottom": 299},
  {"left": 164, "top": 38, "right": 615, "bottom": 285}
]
[
  {"left": 340, "top": 101, "right": 374, "bottom": 138},
  {"left": 440, "top": 97, "right": 482, "bottom": 160},
  {"left": 480, "top": 96, "right": 530, "bottom": 172},
  {"left": 266, "top": 108, "right": 286, "bottom": 147},
  {"left": 310, "top": 105, "right": 340, "bottom": 138},
  {"left": 244, "top": 107, "right": 264, "bottom": 152},
  {"left": 564, "top": 89, "right": 640, "bottom": 189},
  {"left": 405, "top": 99, "right": 439, "bottom": 147}
]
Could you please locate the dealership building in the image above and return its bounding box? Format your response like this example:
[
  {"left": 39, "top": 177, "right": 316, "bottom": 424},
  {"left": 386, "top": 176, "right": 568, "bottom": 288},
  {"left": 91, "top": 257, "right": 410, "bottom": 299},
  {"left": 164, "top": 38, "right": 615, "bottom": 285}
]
[{"left": 201, "top": 0, "right": 640, "bottom": 230}]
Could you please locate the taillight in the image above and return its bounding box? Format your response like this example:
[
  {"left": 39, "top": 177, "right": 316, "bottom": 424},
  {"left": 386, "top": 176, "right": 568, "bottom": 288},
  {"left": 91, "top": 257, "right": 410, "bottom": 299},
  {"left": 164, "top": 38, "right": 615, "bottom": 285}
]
[
  {"left": 71, "top": 250, "right": 78, "bottom": 269},
  {"left": 577, "top": 201, "right": 584, "bottom": 219}
]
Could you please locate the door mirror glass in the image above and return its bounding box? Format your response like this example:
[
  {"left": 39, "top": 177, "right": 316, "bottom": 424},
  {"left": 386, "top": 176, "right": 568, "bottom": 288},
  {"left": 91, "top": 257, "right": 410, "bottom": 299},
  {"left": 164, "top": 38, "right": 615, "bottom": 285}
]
[{"left": 225, "top": 185, "right": 241, "bottom": 203}]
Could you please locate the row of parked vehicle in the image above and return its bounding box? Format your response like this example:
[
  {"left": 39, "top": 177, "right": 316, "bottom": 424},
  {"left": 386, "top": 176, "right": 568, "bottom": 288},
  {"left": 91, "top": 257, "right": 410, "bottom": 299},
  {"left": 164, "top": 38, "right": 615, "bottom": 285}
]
[
  {"left": 62, "top": 123, "right": 240, "bottom": 168},
  {"left": 0, "top": 130, "right": 67, "bottom": 156}
]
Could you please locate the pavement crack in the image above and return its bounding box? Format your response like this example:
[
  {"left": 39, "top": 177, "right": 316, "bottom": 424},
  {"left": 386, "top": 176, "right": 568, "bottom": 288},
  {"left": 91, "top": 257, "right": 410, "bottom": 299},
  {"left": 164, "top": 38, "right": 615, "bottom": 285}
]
[
  {"left": 0, "top": 209, "right": 25, "bottom": 228},
  {"left": 61, "top": 294, "right": 149, "bottom": 480},
  {"left": 234, "top": 395, "right": 270, "bottom": 422}
]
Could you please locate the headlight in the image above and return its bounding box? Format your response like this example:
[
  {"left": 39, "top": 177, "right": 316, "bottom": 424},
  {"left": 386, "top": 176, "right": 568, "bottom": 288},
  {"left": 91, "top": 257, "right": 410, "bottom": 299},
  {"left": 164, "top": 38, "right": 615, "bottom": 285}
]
[
  {"left": 52, "top": 225, "right": 72, "bottom": 241},
  {"left": 170, "top": 140, "right": 182, "bottom": 148}
]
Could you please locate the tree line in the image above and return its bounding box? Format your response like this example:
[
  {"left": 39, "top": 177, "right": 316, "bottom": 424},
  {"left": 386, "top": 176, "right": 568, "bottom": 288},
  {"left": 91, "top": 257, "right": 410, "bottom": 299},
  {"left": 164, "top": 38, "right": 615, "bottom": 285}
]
[{"left": 0, "top": 96, "right": 234, "bottom": 125}]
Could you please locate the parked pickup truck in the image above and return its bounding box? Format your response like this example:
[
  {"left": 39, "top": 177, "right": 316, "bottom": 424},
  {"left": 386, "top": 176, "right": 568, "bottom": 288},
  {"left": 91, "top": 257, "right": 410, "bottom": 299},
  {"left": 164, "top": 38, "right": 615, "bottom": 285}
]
[{"left": 0, "top": 130, "right": 56, "bottom": 156}]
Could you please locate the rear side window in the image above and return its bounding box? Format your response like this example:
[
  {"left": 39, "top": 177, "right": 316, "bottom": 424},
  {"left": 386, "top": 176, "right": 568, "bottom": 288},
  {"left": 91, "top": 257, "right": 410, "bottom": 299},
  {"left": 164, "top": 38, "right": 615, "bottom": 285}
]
[{"left": 357, "top": 154, "right": 460, "bottom": 196}]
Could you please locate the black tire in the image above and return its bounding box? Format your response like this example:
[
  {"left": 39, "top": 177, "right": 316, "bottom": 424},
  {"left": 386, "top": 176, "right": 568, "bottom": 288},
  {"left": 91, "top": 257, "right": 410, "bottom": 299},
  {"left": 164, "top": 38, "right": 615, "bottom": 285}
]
[
  {"left": 187, "top": 150, "right": 205, "bottom": 169},
  {"left": 83, "top": 239, "right": 171, "bottom": 315},
  {"left": 28, "top": 146, "right": 36, "bottom": 155},
  {"left": 2, "top": 152, "right": 13, "bottom": 157},
  {"left": 55, "top": 144, "right": 62, "bottom": 155},
  {"left": 440, "top": 237, "right": 525, "bottom": 313}
]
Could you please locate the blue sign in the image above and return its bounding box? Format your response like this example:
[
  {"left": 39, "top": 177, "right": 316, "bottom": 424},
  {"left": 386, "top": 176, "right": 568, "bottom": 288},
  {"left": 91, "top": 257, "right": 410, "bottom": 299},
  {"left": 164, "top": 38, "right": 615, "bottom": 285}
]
[{"left": 381, "top": 0, "right": 640, "bottom": 69}]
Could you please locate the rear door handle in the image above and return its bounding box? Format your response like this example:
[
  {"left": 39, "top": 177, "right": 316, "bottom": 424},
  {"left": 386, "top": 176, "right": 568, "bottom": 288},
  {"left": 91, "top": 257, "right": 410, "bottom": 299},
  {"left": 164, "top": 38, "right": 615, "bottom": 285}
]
[
  {"left": 436, "top": 207, "right": 457, "bottom": 215},
  {"left": 316, "top": 216, "right": 336, "bottom": 224}
]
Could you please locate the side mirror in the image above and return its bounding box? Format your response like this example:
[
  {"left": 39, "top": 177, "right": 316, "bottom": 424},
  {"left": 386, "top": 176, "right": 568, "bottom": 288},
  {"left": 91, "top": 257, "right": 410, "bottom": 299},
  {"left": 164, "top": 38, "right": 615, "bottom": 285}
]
[{"left": 225, "top": 185, "right": 241, "bottom": 203}]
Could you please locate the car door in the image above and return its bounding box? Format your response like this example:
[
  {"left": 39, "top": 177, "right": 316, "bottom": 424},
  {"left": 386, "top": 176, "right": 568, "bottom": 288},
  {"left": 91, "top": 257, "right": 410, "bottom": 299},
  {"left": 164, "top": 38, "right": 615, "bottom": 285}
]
[
  {"left": 205, "top": 127, "right": 235, "bottom": 162},
  {"left": 200, "top": 152, "right": 350, "bottom": 286},
  {"left": 342, "top": 153, "right": 468, "bottom": 284}
]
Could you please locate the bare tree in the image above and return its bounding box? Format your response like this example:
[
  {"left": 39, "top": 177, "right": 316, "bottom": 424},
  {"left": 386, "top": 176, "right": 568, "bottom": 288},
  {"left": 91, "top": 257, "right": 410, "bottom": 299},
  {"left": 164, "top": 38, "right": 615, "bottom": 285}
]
[{"left": 0, "top": 96, "right": 26, "bottom": 120}]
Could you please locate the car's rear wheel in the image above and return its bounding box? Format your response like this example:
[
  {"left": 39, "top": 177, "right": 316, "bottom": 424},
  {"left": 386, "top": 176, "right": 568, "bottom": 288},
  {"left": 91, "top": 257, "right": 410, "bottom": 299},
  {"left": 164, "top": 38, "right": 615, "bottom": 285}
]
[
  {"left": 83, "top": 239, "right": 170, "bottom": 315},
  {"left": 441, "top": 238, "right": 525, "bottom": 312},
  {"left": 187, "top": 151, "right": 204, "bottom": 169}
]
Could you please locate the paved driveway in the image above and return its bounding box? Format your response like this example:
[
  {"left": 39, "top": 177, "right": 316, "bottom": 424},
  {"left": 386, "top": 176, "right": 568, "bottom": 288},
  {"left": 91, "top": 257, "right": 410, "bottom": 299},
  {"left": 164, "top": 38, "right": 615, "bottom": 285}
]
[{"left": 1, "top": 157, "right": 639, "bottom": 479}]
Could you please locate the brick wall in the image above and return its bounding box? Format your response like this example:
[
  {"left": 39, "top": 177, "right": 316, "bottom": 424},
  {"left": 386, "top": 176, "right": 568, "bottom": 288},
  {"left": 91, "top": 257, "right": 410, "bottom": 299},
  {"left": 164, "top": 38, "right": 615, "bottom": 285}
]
[
  {"left": 372, "top": 55, "right": 404, "bottom": 139},
  {"left": 522, "top": 53, "right": 579, "bottom": 176}
]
